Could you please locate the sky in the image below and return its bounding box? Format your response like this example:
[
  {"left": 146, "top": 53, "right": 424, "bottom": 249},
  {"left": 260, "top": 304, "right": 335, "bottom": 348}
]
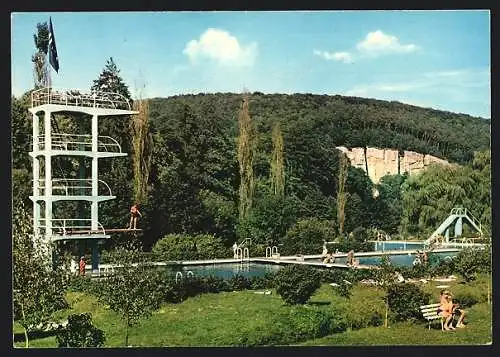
[{"left": 11, "top": 11, "right": 491, "bottom": 118}]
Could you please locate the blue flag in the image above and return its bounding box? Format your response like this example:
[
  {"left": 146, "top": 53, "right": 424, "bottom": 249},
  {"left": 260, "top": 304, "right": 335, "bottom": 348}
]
[{"left": 48, "top": 17, "right": 59, "bottom": 73}]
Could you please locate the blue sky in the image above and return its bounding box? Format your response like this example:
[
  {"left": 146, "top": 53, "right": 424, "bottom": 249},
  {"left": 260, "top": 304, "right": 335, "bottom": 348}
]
[{"left": 11, "top": 11, "right": 490, "bottom": 118}]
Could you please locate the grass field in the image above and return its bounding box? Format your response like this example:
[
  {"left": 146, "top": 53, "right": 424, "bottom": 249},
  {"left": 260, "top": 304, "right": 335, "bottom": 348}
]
[{"left": 13, "top": 274, "right": 492, "bottom": 347}]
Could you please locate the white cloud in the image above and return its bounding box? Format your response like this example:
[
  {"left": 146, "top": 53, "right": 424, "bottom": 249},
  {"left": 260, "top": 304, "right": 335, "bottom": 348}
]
[
  {"left": 183, "top": 28, "right": 257, "bottom": 66},
  {"left": 356, "top": 30, "right": 418, "bottom": 54},
  {"left": 315, "top": 30, "right": 419, "bottom": 64},
  {"left": 313, "top": 50, "right": 353, "bottom": 63}
]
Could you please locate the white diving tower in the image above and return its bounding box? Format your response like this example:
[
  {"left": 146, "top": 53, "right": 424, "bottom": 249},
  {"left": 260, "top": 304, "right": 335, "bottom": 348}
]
[{"left": 29, "top": 87, "right": 138, "bottom": 269}]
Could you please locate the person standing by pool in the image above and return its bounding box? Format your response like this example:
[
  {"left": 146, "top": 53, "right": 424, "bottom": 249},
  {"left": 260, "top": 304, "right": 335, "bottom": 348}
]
[
  {"left": 321, "top": 241, "right": 328, "bottom": 258},
  {"left": 79, "top": 256, "right": 86, "bottom": 276},
  {"left": 233, "top": 242, "right": 239, "bottom": 258},
  {"left": 128, "top": 203, "right": 142, "bottom": 230},
  {"left": 422, "top": 251, "right": 429, "bottom": 265},
  {"left": 346, "top": 250, "right": 355, "bottom": 266}
]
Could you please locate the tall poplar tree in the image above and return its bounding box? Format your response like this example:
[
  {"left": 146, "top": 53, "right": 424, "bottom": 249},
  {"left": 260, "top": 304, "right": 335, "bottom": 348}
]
[
  {"left": 270, "top": 121, "right": 285, "bottom": 197},
  {"left": 337, "top": 152, "right": 349, "bottom": 235},
  {"left": 32, "top": 22, "right": 49, "bottom": 88},
  {"left": 131, "top": 81, "right": 153, "bottom": 204},
  {"left": 237, "top": 94, "right": 256, "bottom": 220}
]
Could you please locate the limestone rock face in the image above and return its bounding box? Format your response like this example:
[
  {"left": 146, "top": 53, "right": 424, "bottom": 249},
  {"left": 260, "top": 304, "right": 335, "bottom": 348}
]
[
  {"left": 366, "top": 147, "right": 399, "bottom": 184},
  {"left": 336, "top": 146, "right": 451, "bottom": 184},
  {"left": 401, "top": 150, "right": 425, "bottom": 176}
]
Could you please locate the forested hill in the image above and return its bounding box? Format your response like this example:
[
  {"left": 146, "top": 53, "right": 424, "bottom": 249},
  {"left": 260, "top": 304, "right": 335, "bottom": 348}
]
[{"left": 149, "top": 92, "right": 490, "bottom": 165}]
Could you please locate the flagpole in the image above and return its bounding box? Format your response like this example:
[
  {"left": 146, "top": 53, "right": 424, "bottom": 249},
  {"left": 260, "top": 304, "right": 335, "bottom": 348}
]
[
  {"left": 47, "top": 17, "right": 52, "bottom": 103},
  {"left": 47, "top": 56, "right": 51, "bottom": 103}
]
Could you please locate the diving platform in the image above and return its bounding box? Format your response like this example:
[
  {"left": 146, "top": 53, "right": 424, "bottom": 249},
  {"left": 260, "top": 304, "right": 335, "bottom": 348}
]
[
  {"left": 64, "top": 228, "right": 142, "bottom": 235},
  {"left": 31, "top": 87, "right": 136, "bottom": 113}
]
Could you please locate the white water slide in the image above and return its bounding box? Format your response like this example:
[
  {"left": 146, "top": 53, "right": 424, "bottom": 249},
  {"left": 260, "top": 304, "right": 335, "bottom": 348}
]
[{"left": 423, "top": 207, "right": 482, "bottom": 246}]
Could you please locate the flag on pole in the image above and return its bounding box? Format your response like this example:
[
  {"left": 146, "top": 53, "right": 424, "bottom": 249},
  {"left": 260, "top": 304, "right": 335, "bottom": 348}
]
[{"left": 48, "top": 17, "right": 59, "bottom": 73}]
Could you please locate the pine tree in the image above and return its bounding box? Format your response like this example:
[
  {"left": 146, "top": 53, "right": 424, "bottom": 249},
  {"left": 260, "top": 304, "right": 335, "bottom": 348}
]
[{"left": 91, "top": 57, "right": 131, "bottom": 100}]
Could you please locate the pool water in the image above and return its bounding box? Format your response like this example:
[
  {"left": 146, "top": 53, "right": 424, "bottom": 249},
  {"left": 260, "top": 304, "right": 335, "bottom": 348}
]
[
  {"left": 312, "top": 251, "right": 457, "bottom": 267},
  {"left": 170, "top": 252, "right": 457, "bottom": 279},
  {"left": 179, "top": 262, "right": 281, "bottom": 279}
]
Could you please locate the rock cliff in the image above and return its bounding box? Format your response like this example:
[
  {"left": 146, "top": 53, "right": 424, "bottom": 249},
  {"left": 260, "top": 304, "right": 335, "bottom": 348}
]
[{"left": 336, "top": 146, "right": 451, "bottom": 184}]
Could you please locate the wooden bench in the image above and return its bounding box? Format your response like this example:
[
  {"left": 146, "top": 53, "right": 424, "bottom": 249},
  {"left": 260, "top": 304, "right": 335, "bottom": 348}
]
[{"left": 420, "top": 303, "right": 444, "bottom": 331}]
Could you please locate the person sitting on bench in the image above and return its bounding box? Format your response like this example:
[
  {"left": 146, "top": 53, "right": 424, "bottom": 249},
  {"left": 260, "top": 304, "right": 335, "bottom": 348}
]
[{"left": 437, "top": 290, "right": 456, "bottom": 330}]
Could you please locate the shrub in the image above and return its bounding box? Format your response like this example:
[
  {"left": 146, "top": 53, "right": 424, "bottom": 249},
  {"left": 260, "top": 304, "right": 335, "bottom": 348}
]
[
  {"left": 387, "top": 283, "right": 431, "bottom": 322},
  {"left": 334, "top": 239, "right": 373, "bottom": 253},
  {"left": 351, "top": 227, "right": 369, "bottom": 243},
  {"left": 56, "top": 313, "right": 105, "bottom": 347},
  {"left": 274, "top": 265, "right": 321, "bottom": 305},
  {"left": 429, "top": 256, "right": 455, "bottom": 277},
  {"left": 342, "top": 294, "right": 384, "bottom": 330},
  {"left": 152, "top": 234, "right": 229, "bottom": 261},
  {"left": 335, "top": 280, "right": 353, "bottom": 299},
  {"left": 68, "top": 276, "right": 100, "bottom": 295},
  {"left": 241, "top": 306, "right": 339, "bottom": 346},
  {"left": 181, "top": 276, "right": 206, "bottom": 298},
  {"left": 286, "top": 306, "right": 333, "bottom": 341},
  {"left": 152, "top": 234, "right": 198, "bottom": 261},
  {"left": 454, "top": 247, "right": 491, "bottom": 282},
  {"left": 281, "top": 218, "right": 335, "bottom": 255},
  {"left": 100, "top": 249, "right": 153, "bottom": 264},
  {"left": 251, "top": 243, "right": 266, "bottom": 257},
  {"left": 193, "top": 234, "right": 228, "bottom": 259},
  {"left": 152, "top": 274, "right": 184, "bottom": 304},
  {"left": 235, "top": 190, "right": 299, "bottom": 246},
  {"left": 248, "top": 273, "right": 276, "bottom": 290},
  {"left": 228, "top": 275, "right": 251, "bottom": 291},
  {"left": 453, "top": 292, "right": 479, "bottom": 308},
  {"left": 201, "top": 275, "right": 231, "bottom": 293},
  {"left": 348, "top": 268, "right": 377, "bottom": 282}
]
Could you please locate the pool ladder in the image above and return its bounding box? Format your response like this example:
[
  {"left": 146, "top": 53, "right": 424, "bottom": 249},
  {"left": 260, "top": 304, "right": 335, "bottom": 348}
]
[
  {"left": 266, "top": 246, "right": 279, "bottom": 259},
  {"left": 175, "top": 270, "right": 194, "bottom": 283},
  {"left": 236, "top": 247, "right": 249, "bottom": 261}
]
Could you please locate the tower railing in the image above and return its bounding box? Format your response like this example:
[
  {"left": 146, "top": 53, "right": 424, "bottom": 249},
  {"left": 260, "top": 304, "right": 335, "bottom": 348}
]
[
  {"left": 35, "top": 178, "right": 113, "bottom": 197},
  {"left": 36, "top": 133, "right": 122, "bottom": 153},
  {"left": 31, "top": 87, "right": 132, "bottom": 110}
]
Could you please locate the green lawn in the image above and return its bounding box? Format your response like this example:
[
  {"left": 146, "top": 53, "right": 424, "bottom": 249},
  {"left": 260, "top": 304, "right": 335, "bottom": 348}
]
[
  {"left": 13, "top": 274, "right": 492, "bottom": 347},
  {"left": 298, "top": 302, "right": 492, "bottom": 346}
]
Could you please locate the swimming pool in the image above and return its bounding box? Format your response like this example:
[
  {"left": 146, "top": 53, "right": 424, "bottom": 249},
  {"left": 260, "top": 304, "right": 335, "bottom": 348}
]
[
  {"left": 179, "top": 262, "right": 282, "bottom": 279},
  {"left": 309, "top": 251, "right": 457, "bottom": 267}
]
